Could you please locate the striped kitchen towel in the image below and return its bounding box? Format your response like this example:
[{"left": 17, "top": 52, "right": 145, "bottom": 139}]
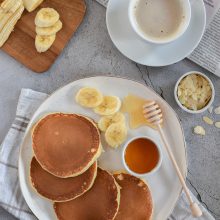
[
  {"left": 0, "top": 89, "right": 48, "bottom": 220},
  {"left": 0, "top": 88, "right": 215, "bottom": 220}
]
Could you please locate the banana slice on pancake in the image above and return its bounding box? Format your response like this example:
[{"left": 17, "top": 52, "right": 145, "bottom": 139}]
[
  {"left": 76, "top": 87, "right": 104, "bottom": 108},
  {"left": 98, "top": 112, "right": 125, "bottom": 132},
  {"left": 36, "top": 20, "right": 62, "bottom": 36},
  {"left": 94, "top": 96, "right": 121, "bottom": 116},
  {"left": 105, "top": 122, "right": 127, "bottom": 148},
  {"left": 35, "top": 8, "right": 59, "bottom": 27}
]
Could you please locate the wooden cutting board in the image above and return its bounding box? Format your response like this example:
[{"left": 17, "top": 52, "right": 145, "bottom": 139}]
[{"left": 1, "top": 0, "right": 86, "bottom": 73}]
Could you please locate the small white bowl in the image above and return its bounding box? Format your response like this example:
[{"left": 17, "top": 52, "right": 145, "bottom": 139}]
[
  {"left": 122, "top": 136, "right": 163, "bottom": 178},
  {"left": 128, "top": 0, "right": 191, "bottom": 44},
  {"left": 174, "top": 71, "right": 215, "bottom": 114}
]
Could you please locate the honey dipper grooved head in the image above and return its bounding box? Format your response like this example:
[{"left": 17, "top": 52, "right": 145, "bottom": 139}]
[{"left": 143, "top": 101, "right": 163, "bottom": 125}]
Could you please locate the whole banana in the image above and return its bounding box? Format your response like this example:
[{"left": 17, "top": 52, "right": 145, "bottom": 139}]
[
  {"left": 0, "top": 0, "right": 24, "bottom": 47},
  {"left": 0, "top": 0, "right": 22, "bottom": 31}
]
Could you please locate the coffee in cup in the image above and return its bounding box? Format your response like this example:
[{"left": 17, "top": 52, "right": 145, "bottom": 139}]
[{"left": 129, "top": 0, "right": 191, "bottom": 44}]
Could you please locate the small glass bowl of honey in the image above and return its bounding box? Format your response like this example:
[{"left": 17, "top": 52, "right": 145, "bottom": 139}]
[{"left": 122, "top": 136, "right": 163, "bottom": 177}]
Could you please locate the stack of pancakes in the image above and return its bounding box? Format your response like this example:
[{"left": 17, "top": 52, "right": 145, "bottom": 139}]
[{"left": 30, "top": 113, "right": 153, "bottom": 220}]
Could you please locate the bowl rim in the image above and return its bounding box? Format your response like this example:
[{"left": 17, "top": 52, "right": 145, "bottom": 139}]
[
  {"left": 122, "top": 135, "right": 163, "bottom": 178},
  {"left": 174, "top": 71, "right": 215, "bottom": 114}
]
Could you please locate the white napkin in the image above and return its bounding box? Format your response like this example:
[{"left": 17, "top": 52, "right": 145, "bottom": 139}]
[{"left": 0, "top": 88, "right": 215, "bottom": 220}]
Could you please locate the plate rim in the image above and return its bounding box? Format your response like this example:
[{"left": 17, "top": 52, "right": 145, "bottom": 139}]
[
  {"left": 18, "top": 76, "right": 188, "bottom": 220},
  {"left": 106, "top": 0, "right": 206, "bottom": 67}
]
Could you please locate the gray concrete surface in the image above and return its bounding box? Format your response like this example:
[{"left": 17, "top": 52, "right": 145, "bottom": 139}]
[{"left": 0, "top": 0, "right": 219, "bottom": 219}]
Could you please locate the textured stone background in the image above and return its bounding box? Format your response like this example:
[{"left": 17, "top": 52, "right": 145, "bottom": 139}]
[{"left": 0, "top": 0, "right": 219, "bottom": 219}]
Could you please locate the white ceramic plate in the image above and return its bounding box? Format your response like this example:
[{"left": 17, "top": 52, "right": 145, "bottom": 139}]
[
  {"left": 106, "top": 0, "right": 206, "bottom": 66},
  {"left": 19, "top": 77, "right": 187, "bottom": 220}
]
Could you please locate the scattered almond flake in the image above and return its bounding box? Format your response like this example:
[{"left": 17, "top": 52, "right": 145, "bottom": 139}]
[
  {"left": 203, "top": 116, "right": 214, "bottom": 125},
  {"left": 138, "top": 181, "right": 144, "bottom": 187},
  {"left": 83, "top": 182, "right": 87, "bottom": 185},
  {"left": 215, "top": 122, "right": 220, "bottom": 128},
  {"left": 117, "top": 174, "right": 124, "bottom": 181},
  {"left": 214, "top": 106, "right": 220, "bottom": 114},
  {"left": 208, "top": 106, "right": 213, "bottom": 113},
  {"left": 194, "top": 126, "right": 205, "bottom": 136}
]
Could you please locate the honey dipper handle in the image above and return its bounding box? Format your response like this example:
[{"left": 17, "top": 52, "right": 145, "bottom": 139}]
[{"left": 157, "top": 124, "right": 202, "bottom": 218}]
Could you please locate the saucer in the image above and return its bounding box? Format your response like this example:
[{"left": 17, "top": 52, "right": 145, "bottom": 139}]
[{"left": 106, "top": 0, "right": 206, "bottom": 66}]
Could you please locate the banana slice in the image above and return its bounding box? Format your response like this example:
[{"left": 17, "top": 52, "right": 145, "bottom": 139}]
[
  {"left": 36, "top": 20, "right": 62, "bottom": 36},
  {"left": 35, "top": 8, "right": 59, "bottom": 27},
  {"left": 23, "top": 0, "right": 44, "bottom": 12},
  {"left": 75, "top": 87, "right": 103, "bottom": 108},
  {"left": 98, "top": 112, "right": 125, "bottom": 132},
  {"left": 0, "top": 5, "right": 24, "bottom": 47},
  {"left": 35, "top": 34, "right": 56, "bottom": 53},
  {"left": 94, "top": 96, "right": 121, "bottom": 116},
  {"left": 105, "top": 122, "right": 127, "bottom": 148},
  {"left": 0, "top": 0, "right": 22, "bottom": 32}
]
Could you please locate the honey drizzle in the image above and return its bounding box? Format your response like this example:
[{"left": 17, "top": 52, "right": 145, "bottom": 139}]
[{"left": 121, "top": 94, "right": 157, "bottom": 129}]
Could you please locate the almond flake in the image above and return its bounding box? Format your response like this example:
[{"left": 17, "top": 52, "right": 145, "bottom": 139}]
[
  {"left": 208, "top": 106, "right": 213, "bottom": 113},
  {"left": 214, "top": 106, "right": 220, "bottom": 114},
  {"left": 194, "top": 126, "right": 205, "bottom": 136},
  {"left": 203, "top": 116, "right": 213, "bottom": 125},
  {"left": 215, "top": 122, "right": 220, "bottom": 128}
]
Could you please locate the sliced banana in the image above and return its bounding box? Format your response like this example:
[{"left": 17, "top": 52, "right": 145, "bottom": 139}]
[
  {"left": 36, "top": 19, "right": 62, "bottom": 35},
  {"left": 35, "top": 34, "right": 56, "bottom": 53},
  {"left": 98, "top": 112, "right": 125, "bottom": 132},
  {"left": 23, "top": 0, "right": 44, "bottom": 12},
  {"left": 94, "top": 96, "right": 121, "bottom": 116},
  {"left": 0, "top": 4, "right": 24, "bottom": 47},
  {"left": 105, "top": 122, "right": 127, "bottom": 148},
  {"left": 35, "top": 8, "right": 59, "bottom": 27},
  {"left": 75, "top": 87, "right": 103, "bottom": 108}
]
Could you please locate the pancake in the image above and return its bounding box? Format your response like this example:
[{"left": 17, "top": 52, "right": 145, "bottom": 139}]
[
  {"left": 32, "top": 113, "right": 102, "bottom": 178},
  {"left": 30, "top": 157, "right": 97, "bottom": 202},
  {"left": 114, "top": 173, "right": 153, "bottom": 220},
  {"left": 54, "top": 168, "right": 120, "bottom": 220}
]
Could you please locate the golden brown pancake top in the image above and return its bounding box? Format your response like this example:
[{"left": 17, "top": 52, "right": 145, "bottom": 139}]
[
  {"left": 54, "top": 168, "right": 120, "bottom": 220},
  {"left": 32, "top": 113, "right": 100, "bottom": 177},
  {"left": 30, "top": 157, "right": 97, "bottom": 202},
  {"left": 114, "top": 173, "right": 153, "bottom": 220}
]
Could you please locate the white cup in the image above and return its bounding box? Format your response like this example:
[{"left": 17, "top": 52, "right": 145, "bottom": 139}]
[
  {"left": 128, "top": 0, "right": 191, "bottom": 44},
  {"left": 122, "top": 136, "right": 163, "bottom": 178}
]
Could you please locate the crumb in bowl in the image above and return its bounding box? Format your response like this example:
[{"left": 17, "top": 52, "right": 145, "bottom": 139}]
[{"left": 177, "top": 74, "right": 212, "bottom": 111}]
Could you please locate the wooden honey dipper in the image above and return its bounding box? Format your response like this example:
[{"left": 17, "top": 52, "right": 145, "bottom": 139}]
[{"left": 143, "top": 101, "right": 202, "bottom": 217}]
